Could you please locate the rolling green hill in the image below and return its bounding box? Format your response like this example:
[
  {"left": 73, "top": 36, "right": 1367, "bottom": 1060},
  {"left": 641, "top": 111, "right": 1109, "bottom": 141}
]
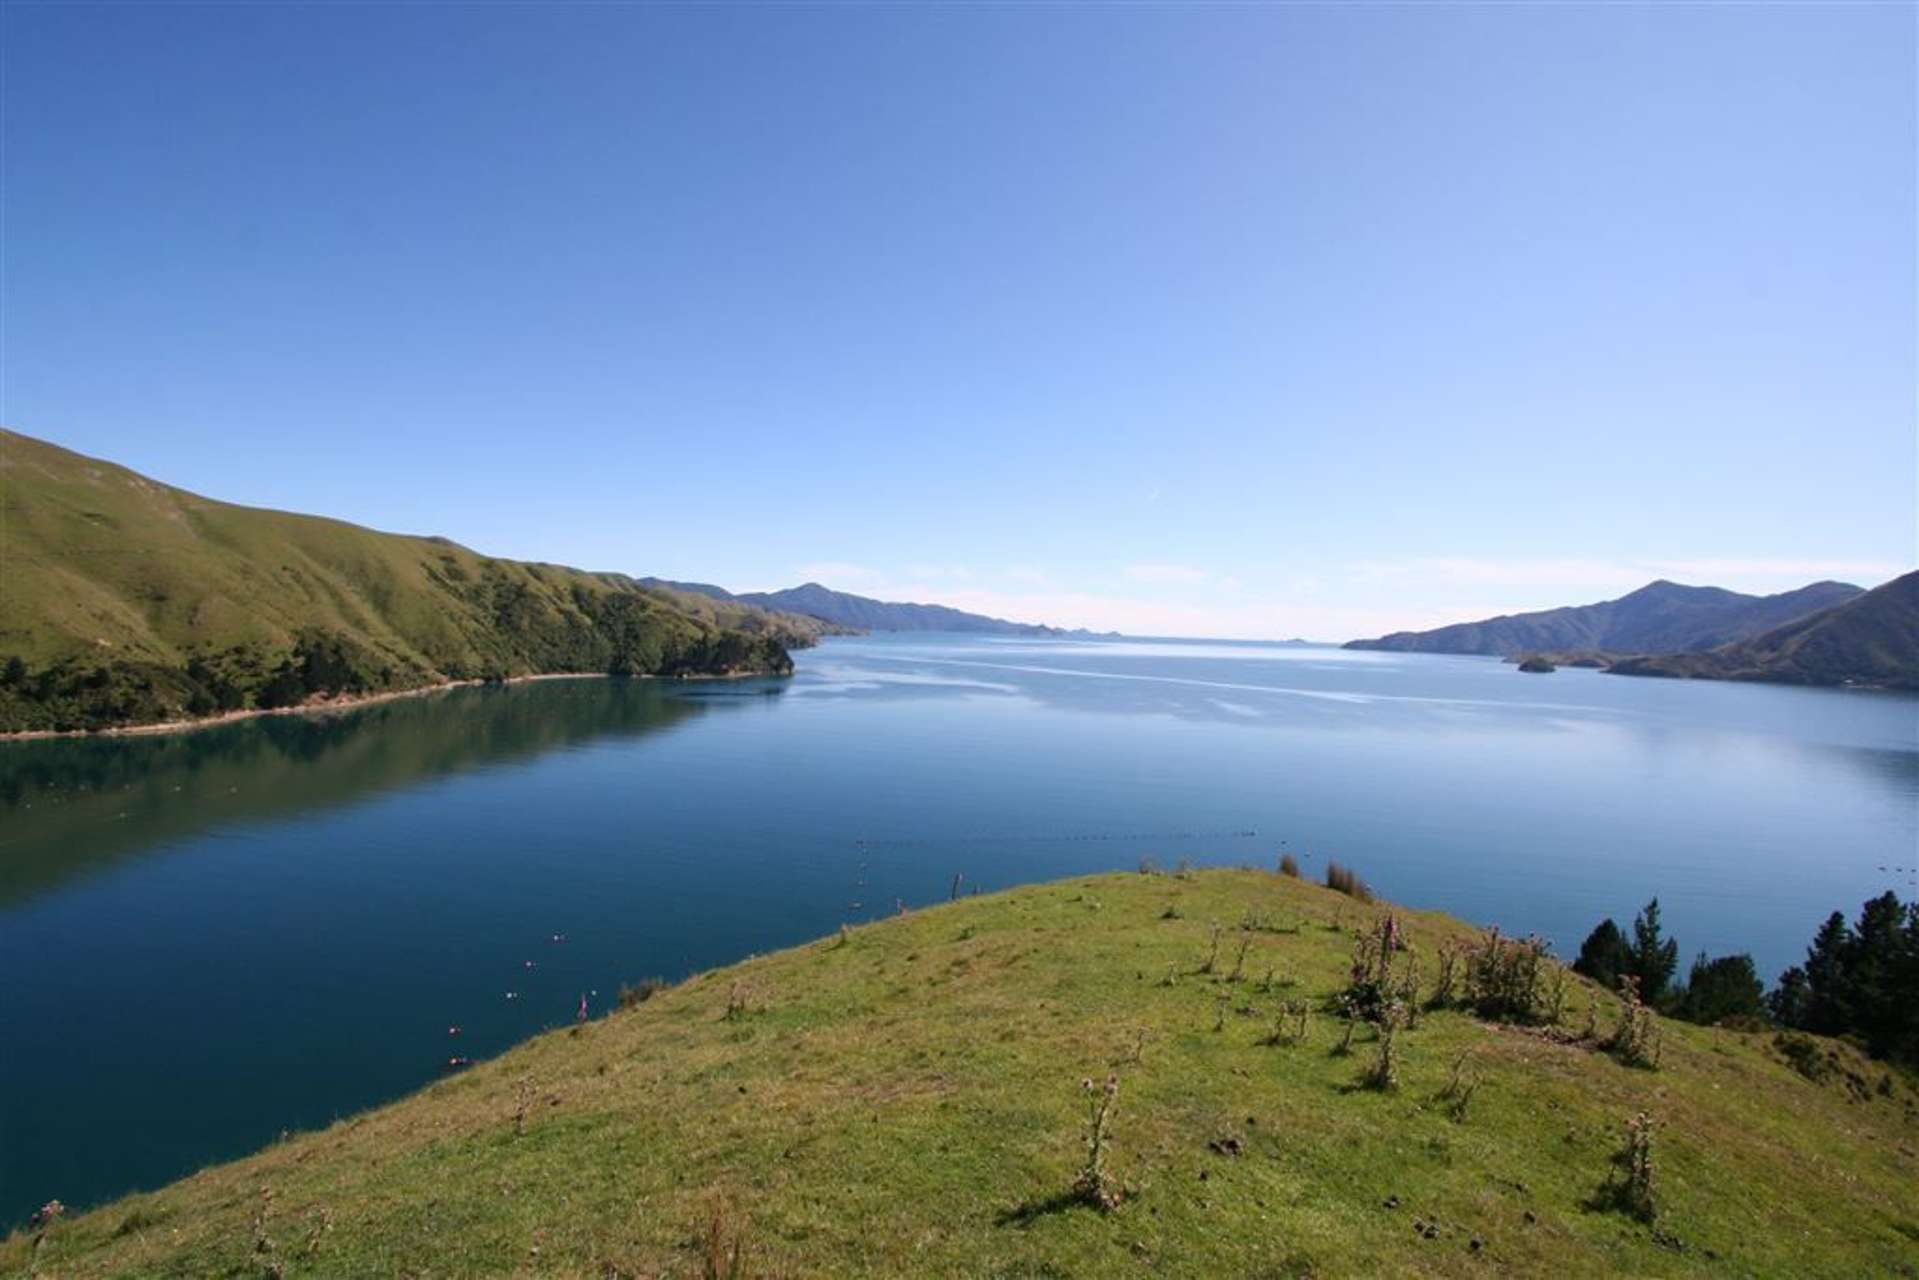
[
  {"left": 0, "top": 430, "right": 826, "bottom": 732},
  {"left": 1608, "top": 571, "right": 1919, "bottom": 690},
  {"left": 9, "top": 869, "right": 1914, "bottom": 1277}
]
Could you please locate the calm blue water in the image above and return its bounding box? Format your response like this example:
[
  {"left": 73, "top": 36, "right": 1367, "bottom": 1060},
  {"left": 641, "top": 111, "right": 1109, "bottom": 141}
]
[{"left": 2, "top": 633, "right": 1915, "bottom": 1223}]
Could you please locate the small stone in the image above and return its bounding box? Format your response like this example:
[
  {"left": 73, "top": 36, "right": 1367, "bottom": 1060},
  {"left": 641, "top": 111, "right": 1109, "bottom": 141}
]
[
  {"left": 1384, "top": 1195, "right": 1401, "bottom": 1209},
  {"left": 1470, "top": 1237, "right": 1484, "bottom": 1252},
  {"left": 1523, "top": 1211, "right": 1537, "bottom": 1225}
]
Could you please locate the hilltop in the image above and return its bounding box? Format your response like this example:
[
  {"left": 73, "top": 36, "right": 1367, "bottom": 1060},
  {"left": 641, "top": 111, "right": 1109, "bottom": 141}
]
[
  {"left": 10, "top": 869, "right": 1914, "bottom": 1277},
  {"left": 0, "top": 431, "right": 826, "bottom": 733},
  {"left": 1345, "top": 580, "right": 1862, "bottom": 658},
  {"left": 1610, "top": 570, "right": 1919, "bottom": 690}
]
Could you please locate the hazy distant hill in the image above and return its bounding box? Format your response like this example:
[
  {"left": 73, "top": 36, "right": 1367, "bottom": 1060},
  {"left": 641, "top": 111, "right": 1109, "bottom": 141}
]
[
  {"left": 1609, "top": 570, "right": 1918, "bottom": 689},
  {"left": 0, "top": 431, "right": 825, "bottom": 732},
  {"left": 648, "top": 579, "right": 1072, "bottom": 636},
  {"left": 1344, "top": 579, "right": 1862, "bottom": 657}
]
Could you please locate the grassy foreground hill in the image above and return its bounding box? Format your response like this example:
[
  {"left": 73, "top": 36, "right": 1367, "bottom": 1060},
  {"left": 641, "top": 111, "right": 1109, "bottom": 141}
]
[
  {"left": 0, "top": 430, "right": 825, "bottom": 733},
  {"left": 9, "top": 870, "right": 1915, "bottom": 1277}
]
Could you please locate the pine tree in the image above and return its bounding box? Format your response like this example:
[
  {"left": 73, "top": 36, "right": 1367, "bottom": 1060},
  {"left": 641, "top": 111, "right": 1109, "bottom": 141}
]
[{"left": 1628, "top": 899, "right": 1679, "bottom": 1005}]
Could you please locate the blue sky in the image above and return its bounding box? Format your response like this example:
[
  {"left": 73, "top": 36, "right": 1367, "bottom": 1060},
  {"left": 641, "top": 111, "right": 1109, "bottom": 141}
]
[{"left": 4, "top": 3, "right": 1912, "bottom": 639}]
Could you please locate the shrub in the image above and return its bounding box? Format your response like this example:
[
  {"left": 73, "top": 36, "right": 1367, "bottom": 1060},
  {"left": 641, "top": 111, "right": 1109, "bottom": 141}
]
[{"left": 1278, "top": 853, "right": 1301, "bottom": 878}]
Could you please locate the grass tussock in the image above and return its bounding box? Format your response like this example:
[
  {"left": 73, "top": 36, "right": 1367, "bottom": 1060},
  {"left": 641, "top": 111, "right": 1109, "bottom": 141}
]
[{"left": 1324, "top": 861, "right": 1374, "bottom": 903}]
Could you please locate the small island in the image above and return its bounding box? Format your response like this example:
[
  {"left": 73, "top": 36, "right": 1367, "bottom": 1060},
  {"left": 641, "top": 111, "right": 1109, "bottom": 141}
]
[{"left": 1517, "top": 655, "right": 1557, "bottom": 673}]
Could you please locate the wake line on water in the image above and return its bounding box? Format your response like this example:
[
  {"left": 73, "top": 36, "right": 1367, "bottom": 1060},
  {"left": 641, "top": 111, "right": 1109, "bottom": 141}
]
[
  {"left": 879, "top": 656, "right": 1613, "bottom": 715},
  {"left": 850, "top": 828, "right": 1263, "bottom": 851}
]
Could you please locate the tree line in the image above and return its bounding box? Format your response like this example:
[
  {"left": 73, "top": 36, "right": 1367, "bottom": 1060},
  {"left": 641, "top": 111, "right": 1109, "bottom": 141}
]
[{"left": 1574, "top": 892, "right": 1917, "bottom": 1068}]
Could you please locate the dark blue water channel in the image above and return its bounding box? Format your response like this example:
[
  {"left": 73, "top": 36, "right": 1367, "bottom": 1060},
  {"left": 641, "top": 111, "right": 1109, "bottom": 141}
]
[{"left": 2, "top": 634, "right": 1915, "bottom": 1222}]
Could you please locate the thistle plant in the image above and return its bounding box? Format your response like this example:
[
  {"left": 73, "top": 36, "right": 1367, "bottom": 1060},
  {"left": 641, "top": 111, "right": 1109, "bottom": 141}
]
[
  {"left": 514, "top": 1078, "right": 534, "bottom": 1137},
  {"left": 1607, "top": 1112, "right": 1658, "bottom": 1221},
  {"left": 28, "top": 1199, "right": 65, "bottom": 1269},
  {"left": 1441, "top": 1050, "right": 1480, "bottom": 1121},
  {"left": 1609, "top": 976, "right": 1662, "bottom": 1068},
  {"left": 1429, "top": 940, "right": 1464, "bottom": 1009},
  {"left": 1545, "top": 964, "right": 1570, "bottom": 1025},
  {"left": 1363, "top": 999, "right": 1406, "bottom": 1089},
  {"left": 1199, "top": 921, "right": 1223, "bottom": 974},
  {"left": 1462, "top": 927, "right": 1552, "bottom": 1023},
  {"left": 251, "top": 1187, "right": 284, "bottom": 1279},
  {"left": 1074, "top": 1075, "right": 1124, "bottom": 1211},
  {"left": 1265, "top": 998, "right": 1312, "bottom": 1046},
  {"left": 1344, "top": 914, "right": 1420, "bottom": 1024},
  {"left": 1227, "top": 932, "right": 1252, "bottom": 983}
]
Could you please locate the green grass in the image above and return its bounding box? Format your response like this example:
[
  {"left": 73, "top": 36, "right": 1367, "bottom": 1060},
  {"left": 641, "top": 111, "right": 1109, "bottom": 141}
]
[
  {"left": 0, "top": 430, "right": 826, "bottom": 731},
  {"left": 10, "top": 869, "right": 1916, "bottom": 1277}
]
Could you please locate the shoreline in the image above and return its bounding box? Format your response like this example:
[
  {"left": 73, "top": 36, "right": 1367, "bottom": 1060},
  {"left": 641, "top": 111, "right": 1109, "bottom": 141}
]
[{"left": 0, "top": 667, "right": 782, "bottom": 744}]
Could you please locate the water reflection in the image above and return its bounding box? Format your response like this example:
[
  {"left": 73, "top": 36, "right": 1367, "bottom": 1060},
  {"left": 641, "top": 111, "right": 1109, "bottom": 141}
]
[{"left": 0, "top": 678, "right": 783, "bottom": 906}]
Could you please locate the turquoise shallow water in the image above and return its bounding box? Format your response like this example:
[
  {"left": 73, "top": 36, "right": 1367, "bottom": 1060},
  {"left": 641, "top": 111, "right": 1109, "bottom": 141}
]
[{"left": 2, "top": 633, "right": 1915, "bottom": 1222}]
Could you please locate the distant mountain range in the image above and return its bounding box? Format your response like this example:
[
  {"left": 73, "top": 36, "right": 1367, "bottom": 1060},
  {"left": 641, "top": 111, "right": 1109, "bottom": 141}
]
[
  {"left": 642, "top": 579, "right": 1094, "bottom": 637},
  {"left": 1607, "top": 571, "right": 1919, "bottom": 689},
  {"left": 1346, "top": 573, "right": 1918, "bottom": 690},
  {"left": 0, "top": 431, "right": 828, "bottom": 734},
  {"left": 1344, "top": 579, "right": 1864, "bottom": 657}
]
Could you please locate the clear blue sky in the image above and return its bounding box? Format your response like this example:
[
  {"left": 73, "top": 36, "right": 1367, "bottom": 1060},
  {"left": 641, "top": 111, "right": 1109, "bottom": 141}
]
[{"left": 4, "top": 3, "right": 1913, "bottom": 639}]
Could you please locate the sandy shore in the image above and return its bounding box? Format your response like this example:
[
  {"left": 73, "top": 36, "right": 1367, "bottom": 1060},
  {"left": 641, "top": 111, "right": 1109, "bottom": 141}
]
[{"left": 0, "top": 672, "right": 618, "bottom": 743}]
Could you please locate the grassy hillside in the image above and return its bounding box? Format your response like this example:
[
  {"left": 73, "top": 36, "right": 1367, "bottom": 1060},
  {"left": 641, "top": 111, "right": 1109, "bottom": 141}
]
[
  {"left": 10, "top": 870, "right": 1914, "bottom": 1277},
  {"left": 0, "top": 430, "right": 826, "bottom": 732},
  {"left": 1610, "top": 571, "right": 1919, "bottom": 690}
]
